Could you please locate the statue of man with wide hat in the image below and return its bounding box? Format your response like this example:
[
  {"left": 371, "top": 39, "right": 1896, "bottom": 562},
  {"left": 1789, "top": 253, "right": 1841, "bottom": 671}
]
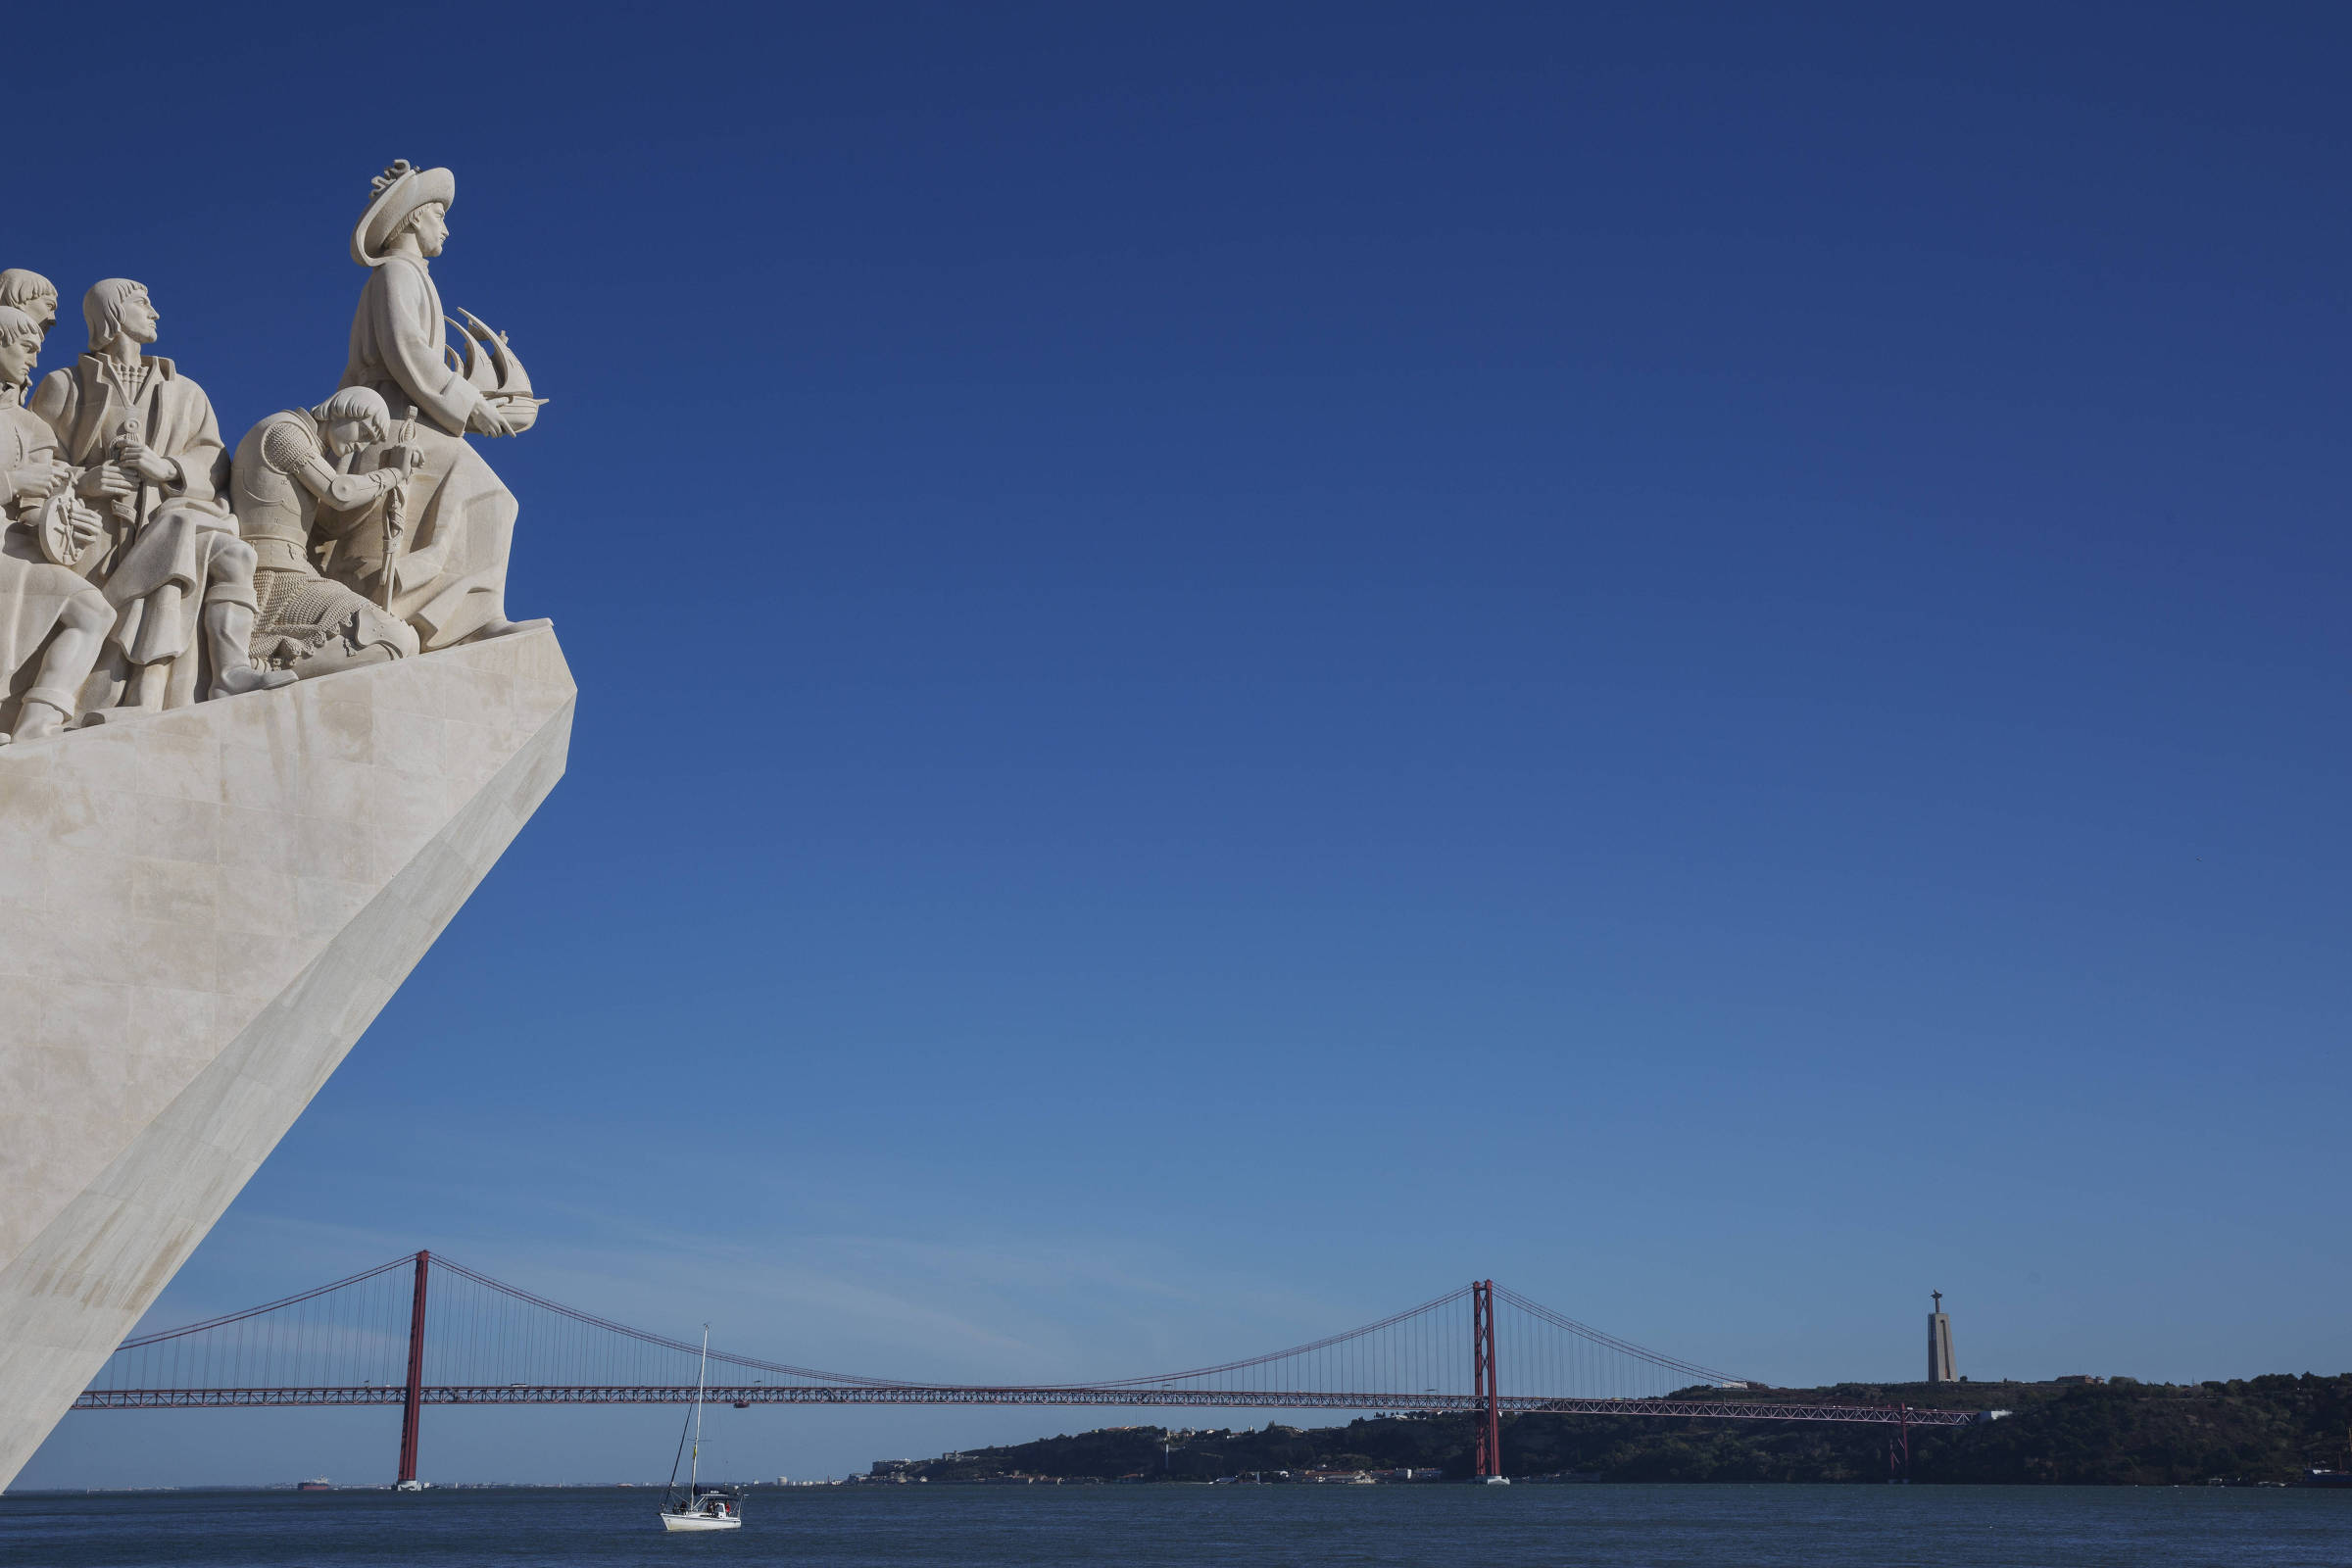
[{"left": 337, "top": 160, "right": 542, "bottom": 650}]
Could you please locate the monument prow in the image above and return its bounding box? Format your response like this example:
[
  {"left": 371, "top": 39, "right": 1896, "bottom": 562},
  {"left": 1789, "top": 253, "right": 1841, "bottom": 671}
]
[
  {"left": 0, "top": 627, "right": 574, "bottom": 1487},
  {"left": 0, "top": 160, "right": 571, "bottom": 1489}
]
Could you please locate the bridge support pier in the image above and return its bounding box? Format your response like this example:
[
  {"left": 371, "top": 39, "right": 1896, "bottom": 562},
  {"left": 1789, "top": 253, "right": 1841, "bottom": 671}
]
[
  {"left": 1472, "top": 1279, "right": 1501, "bottom": 1479},
  {"left": 398, "top": 1251, "right": 430, "bottom": 1484}
]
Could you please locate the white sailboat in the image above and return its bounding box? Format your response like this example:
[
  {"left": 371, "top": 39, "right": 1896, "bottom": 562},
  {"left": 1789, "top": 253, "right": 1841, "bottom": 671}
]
[{"left": 659, "top": 1326, "right": 743, "bottom": 1532}]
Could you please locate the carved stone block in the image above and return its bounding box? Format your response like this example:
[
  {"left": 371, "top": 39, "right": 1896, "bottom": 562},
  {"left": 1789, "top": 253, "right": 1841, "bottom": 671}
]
[{"left": 0, "top": 625, "right": 573, "bottom": 1487}]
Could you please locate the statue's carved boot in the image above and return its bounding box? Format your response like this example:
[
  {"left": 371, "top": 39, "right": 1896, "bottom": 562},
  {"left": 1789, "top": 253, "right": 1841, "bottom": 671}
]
[
  {"left": 212, "top": 664, "right": 297, "bottom": 699},
  {"left": 206, "top": 603, "right": 297, "bottom": 700},
  {"left": 8, "top": 697, "right": 71, "bottom": 744}
]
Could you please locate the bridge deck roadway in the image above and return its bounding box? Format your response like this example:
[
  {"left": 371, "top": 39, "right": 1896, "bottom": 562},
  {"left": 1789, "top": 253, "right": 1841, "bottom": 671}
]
[{"left": 74, "top": 1386, "right": 1984, "bottom": 1427}]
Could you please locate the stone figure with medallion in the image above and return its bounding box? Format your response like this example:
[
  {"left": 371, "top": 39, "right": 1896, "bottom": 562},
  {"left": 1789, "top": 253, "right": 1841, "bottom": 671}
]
[{"left": 0, "top": 305, "right": 109, "bottom": 740}]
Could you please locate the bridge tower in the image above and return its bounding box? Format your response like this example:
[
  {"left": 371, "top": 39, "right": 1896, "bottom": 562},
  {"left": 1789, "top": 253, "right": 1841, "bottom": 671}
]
[
  {"left": 1471, "top": 1279, "right": 1501, "bottom": 1478},
  {"left": 397, "top": 1251, "right": 431, "bottom": 1484}
]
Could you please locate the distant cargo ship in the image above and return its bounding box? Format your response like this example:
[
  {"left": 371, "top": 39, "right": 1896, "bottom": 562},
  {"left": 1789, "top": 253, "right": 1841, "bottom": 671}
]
[{"left": 297, "top": 1478, "right": 332, "bottom": 1492}]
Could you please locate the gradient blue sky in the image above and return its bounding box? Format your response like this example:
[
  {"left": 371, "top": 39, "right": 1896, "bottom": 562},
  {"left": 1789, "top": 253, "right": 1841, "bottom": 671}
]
[{"left": 16, "top": 1, "right": 2352, "bottom": 1488}]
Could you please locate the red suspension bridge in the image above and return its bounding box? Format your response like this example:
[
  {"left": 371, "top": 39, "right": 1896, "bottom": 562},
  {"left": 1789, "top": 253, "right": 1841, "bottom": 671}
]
[{"left": 73, "top": 1252, "right": 1984, "bottom": 1482}]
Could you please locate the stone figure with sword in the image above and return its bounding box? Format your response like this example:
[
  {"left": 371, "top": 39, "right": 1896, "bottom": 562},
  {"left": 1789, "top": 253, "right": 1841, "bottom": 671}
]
[
  {"left": 377, "top": 402, "right": 418, "bottom": 610},
  {"left": 224, "top": 385, "right": 421, "bottom": 679}
]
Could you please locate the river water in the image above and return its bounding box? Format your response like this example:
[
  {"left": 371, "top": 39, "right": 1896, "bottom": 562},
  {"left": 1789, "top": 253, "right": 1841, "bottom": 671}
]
[{"left": 5, "top": 1483, "right": 2349, "bottom": 1566}]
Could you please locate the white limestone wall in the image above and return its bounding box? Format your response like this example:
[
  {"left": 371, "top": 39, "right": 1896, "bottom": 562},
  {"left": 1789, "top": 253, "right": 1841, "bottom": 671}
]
[{"left": 0, "top": 627, "right": 574, "bottom": 1489}]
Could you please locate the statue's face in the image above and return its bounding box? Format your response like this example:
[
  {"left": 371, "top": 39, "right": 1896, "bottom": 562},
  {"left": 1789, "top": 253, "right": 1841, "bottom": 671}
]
[
  {"left": 321, "top": 418, "right": 374, "bottom": 458},
  {"left": 0, "top": 333, "right": 36, "bottom": 388},
  {"left": 412, "top": 205, "right": 448, "bottom": 258},
  {"left": 25, "top": 293, "right": 53, "bottom": 333},
  {"left": 117, "top": 289, "right": 158, "bottom": 345}
]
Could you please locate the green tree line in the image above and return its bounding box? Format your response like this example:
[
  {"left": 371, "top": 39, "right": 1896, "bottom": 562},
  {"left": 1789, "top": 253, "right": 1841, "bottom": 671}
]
[{"left": 892, "top": 1375, "right": 2352, "bottom": 1486}]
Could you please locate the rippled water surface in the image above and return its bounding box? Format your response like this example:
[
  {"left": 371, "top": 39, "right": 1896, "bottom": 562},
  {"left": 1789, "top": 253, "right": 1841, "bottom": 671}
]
[{"left": 7, "top": 1483, "right": 2351, "bottom": 1566}]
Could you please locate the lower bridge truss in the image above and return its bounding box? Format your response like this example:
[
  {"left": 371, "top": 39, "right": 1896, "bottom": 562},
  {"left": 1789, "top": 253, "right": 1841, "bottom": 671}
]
[{"left": 75, "top": 1385, "right": 1984, "bottom": 1427}]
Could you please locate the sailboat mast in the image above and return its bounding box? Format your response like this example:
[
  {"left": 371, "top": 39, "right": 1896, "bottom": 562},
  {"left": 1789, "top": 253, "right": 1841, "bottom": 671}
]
[{"left": 689, "top": 1325, "right": 709, "bottom": 1495}]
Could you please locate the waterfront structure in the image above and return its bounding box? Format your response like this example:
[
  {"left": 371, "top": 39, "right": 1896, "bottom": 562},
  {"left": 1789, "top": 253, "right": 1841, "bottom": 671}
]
[
  {"left": 0, "top": 162, "right": 565, "bottom": 1491},
  {"left": 1928, "top": 1292, "right": 1958, "bottom": 1383},
  {"left": 71, "top": 1261, "right": 1997, "bottom": 1484}
]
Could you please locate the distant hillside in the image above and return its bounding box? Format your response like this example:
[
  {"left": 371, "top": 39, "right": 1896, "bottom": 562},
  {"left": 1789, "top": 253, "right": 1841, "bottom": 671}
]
[{"left": 883, "top": 1375, "right": 2352, "bottom": 1486}]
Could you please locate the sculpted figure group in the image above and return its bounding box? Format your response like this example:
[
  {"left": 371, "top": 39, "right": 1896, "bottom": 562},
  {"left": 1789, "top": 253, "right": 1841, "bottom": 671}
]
[{"left": 0, "top": 161, "right": 543, "bottom": 743}]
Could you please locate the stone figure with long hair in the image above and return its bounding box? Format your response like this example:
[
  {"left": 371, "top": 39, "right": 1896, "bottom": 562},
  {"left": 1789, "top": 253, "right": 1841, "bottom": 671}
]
[{"left": 0, "top": 270, "right": 57, "bottom": 346}]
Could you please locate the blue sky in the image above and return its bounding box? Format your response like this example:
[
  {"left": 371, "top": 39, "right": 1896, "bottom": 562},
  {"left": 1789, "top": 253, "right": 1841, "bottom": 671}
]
[{"left": 15, "top": 1, "right": 2352, "bottom": 1488}]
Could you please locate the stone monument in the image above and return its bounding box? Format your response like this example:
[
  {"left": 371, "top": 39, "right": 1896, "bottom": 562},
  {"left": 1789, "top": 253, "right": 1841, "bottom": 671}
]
[
  {"left": 1928, "top": 1291, "right": 1957, "bottom": 1384},
  {"left": 0, "top": 163, "right": 572, "bottom": 1490}
]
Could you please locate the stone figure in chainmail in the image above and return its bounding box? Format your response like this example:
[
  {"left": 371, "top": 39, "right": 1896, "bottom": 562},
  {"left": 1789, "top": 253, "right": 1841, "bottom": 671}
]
[{"left": 226, "top": 388, "right": 420, "bottom": 678}]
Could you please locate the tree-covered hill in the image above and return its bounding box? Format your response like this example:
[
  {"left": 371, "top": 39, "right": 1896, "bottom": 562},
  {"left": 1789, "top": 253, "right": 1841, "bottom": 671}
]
[{"left": 885, "top": 1375, "right": 2352, "bottom": 1486}]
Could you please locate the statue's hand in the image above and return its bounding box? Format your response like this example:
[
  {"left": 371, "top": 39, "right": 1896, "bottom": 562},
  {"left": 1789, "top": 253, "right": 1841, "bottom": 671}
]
[
  {"left": 77, "top": 464, "right": 134, "bottom": 500},
  {"left": 466, "top": 399, "right": 515, "bottom": 438},
  {"left": 8, "top": 459, "right": 71, "bottom": 503},
  {"left": 118, "top": 438, "right": 178, "bottom": 485},
  {"left": 63, "top": 500, "right": 102, "bottom": 554}
]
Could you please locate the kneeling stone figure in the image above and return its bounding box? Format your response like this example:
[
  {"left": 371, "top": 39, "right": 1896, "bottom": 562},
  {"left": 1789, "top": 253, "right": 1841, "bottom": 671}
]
[{"left": 228, "top": 388, "right": 420, "bottom": 678}]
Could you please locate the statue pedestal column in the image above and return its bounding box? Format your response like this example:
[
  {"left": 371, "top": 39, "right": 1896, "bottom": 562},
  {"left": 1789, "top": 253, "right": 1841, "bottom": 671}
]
[{"left": 0, "top": 627, "right": 574, "bottom": 1488}]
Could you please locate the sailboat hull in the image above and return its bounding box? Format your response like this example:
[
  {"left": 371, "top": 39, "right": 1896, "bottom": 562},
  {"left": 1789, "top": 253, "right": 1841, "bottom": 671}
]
[
  {"left": 661, "top": 1511, "right": 742, "bottom": 1532},
  {"left": 660, "top": 1328, "right": 740, "bottom": 1531}
]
